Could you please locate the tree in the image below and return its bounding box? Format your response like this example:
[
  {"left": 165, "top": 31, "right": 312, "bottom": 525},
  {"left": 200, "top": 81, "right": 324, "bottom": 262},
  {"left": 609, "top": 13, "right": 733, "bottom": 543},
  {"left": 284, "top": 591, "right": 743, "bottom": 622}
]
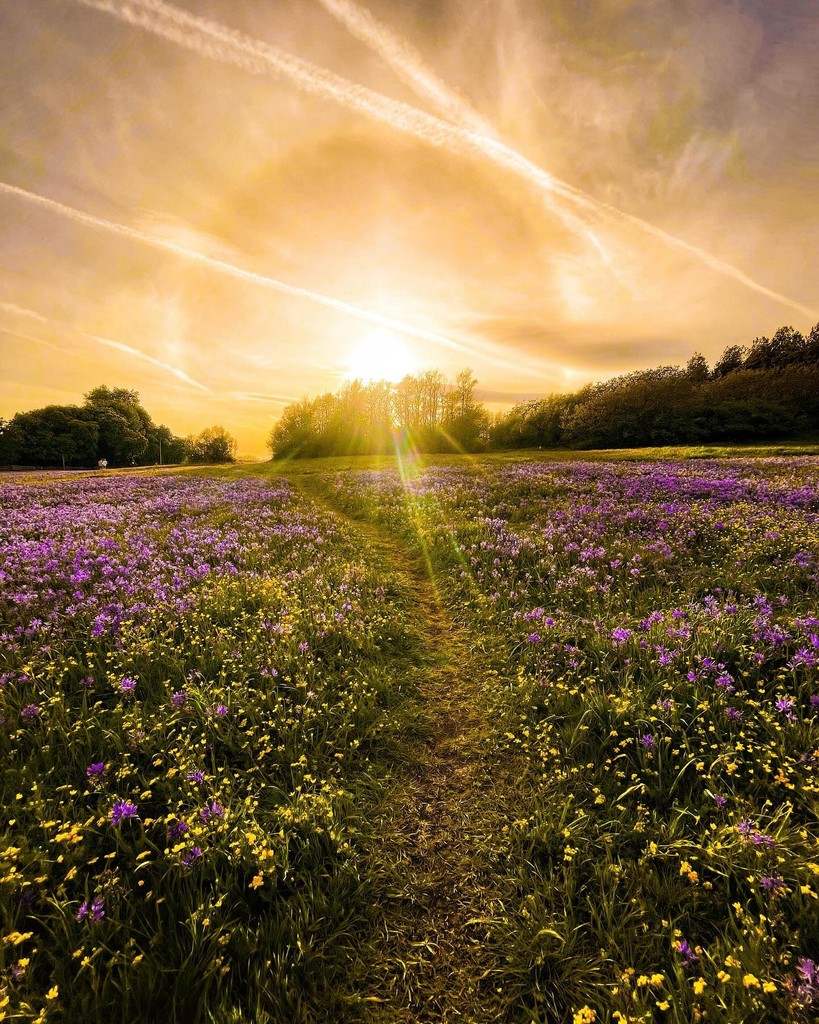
[
  {"left": 685, "top": 353, "right": 709, "bottom": 382},
  {"left": 188, "top": 426, "right": 237, "bottom": 463},
  {"left": 12, "top": 406, "right": 98, "bottom": 467},
  {"left": 0, "top": 417, "right": 22, "bottom": 465},
  {"left": 712, "top": 345, "right": 745, "bottom": 378},
  {"left": 83, "top": 386, "right": 151, "bottom": 466}
]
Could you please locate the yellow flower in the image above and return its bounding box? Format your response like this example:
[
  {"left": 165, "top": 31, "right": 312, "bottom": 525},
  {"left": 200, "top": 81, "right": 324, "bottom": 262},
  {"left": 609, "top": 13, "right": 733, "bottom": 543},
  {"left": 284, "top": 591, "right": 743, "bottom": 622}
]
[
  {"left": 45, "top": 986, "right": 59, "bottom": 1000},
  {"left": 656, "top": 1000, "right": 670, "bottom": 1011},
  {"left": 693, "top": 978, "right": 706, "bottom": 995},
  {"left": 762, "top": 981, "right": 776, "bottom": 993},
  {"left": 249, "top": 874, "right": 264, "bottom": 889},
  {"left": 572, "top": 1008, "right": 596, "bottom": 1024},
  {"left": 650, "top": 973, "right": 664, "bottom": 986},
  {"left": 743, "top": 973, "right": 760, "bottom": 988}
]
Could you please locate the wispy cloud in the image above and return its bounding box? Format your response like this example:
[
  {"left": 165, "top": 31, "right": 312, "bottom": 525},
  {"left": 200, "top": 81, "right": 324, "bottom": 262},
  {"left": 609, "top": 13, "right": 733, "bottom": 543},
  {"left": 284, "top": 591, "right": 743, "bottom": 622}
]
[
  {"left": 0, "top": 302, "right": 50, "bottom": 324},
  {"left": 85, "top": 333, "right": 211, "bottom": 392}
]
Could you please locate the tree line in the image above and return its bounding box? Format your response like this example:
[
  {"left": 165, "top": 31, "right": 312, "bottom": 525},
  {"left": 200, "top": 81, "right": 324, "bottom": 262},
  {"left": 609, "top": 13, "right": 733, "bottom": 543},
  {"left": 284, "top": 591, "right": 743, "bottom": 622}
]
[
  {"left": 268, "top": 322, "right": 819, "bottom": 457},
  {"left": 0, "top": 387, "right": 237, "bottom": 468},
  {"left": 268, "top": 369, "right": 490, "bottom": 456},
  {"left": 493, "top": 323, "right": 819, "bottom": 449}
]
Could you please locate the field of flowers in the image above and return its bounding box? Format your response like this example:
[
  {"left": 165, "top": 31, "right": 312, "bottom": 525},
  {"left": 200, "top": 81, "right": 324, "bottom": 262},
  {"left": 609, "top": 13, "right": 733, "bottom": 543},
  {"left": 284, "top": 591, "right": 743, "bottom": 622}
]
[
  {"left": 0, "top": 474, "right": 418, "bottom": 1023},
  {"left": 330, "top": 458, "right": 819, "bottom": 1023}
]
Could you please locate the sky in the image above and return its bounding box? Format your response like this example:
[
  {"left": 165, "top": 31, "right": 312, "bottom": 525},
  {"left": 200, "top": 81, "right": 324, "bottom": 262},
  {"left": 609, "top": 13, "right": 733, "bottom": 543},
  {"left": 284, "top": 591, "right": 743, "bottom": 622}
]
[{"left": 1, "top": 0, "right": 817, "bottom": 457}]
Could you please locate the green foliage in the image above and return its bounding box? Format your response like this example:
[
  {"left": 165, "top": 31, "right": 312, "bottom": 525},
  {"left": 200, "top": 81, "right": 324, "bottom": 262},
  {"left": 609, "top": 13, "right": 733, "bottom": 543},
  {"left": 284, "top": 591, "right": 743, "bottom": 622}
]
[
  {"left": 268, "top": 369, "right": 489, "bottom": 458},
  {"left": 4, "top": 387, "right": 191, "bottom": 468},
  {"left": 187, "top": 426, "right": 238, "bottom": 464},
  {"left": 490, "top": 321, "right": 819, "bottom": 450}
]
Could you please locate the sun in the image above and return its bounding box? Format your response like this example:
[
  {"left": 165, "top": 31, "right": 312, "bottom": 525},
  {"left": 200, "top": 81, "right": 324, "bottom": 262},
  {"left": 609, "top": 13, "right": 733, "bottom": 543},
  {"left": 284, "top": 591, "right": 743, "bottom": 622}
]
[{"left": 344, "top": 330, "right": 417, "bottom": 383}]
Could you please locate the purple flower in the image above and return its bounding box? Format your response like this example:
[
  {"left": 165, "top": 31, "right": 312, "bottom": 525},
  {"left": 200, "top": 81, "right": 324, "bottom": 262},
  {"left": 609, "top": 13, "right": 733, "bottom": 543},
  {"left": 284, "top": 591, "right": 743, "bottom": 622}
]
[
  {"left": 761, "top": 875, "right": 785, "bottom": 891},
  {"left": 737, "top": 818, "right": 755, "bottom": 837},
  {"left": 168, "top": 820, "right": 189, "bottom": 840},
  {"left": 725, "top": 707, "right": 742, "bottom": 721},
  {"left": 119, "top": 677, "right": 137, "bottom": 696},
  {"left": 110, "top": 799, "right": 139, "bottom": 826},
  {"left": 200, "top": 800, "right": 224, "bottom": 823},
  {"left": 181, "top": 846, "right": 202, "bottom": 868},
  {"left": 675, "top": 939, "right": 699, "bottom": 965},
  {"left": 526, "top": 633, "right": 542, "bottom": 644},
  {"left": 21, "top": 704, "right": 40, "bottom": 722},
  {"left": 186, "top": 770, "right": 205, "bottom": 784},
  {"left": 713, "top": 794, "right": 727, "bottom": 808},
  {"left": 797, "top": 958, "right": 818, "bottom": 988},
  {"left": 171, "top": 690, "right": 187, "bottom": 709},
  {"left": 639, "top": 734, "right": 655, "bottom": 749},
  {"left": 611, "top": 627, "right": 633, "bottom": 645},
  {"left": 776, "top": 696, "right": 795, "bottom": 714},
  {"left": 86, "top": 762, "right": 106, "bottom": 779},
  {"left": 810, "top": 695, "right": 819, "bottom": 709},
  {"left": 77, "top": 895, "right": 105, "bottom": 923}
]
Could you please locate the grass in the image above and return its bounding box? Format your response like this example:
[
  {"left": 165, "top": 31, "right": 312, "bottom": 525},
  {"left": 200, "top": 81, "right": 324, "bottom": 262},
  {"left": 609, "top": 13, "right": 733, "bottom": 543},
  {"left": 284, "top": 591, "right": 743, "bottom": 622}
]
[{"left": 2, "top": 451, "right": 819, "bottom": 1022}]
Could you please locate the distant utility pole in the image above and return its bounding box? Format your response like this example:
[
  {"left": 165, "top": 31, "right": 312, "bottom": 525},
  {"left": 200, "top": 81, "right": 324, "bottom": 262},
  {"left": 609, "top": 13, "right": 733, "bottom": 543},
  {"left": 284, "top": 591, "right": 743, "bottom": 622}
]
[{"left": 159, "top": 438, "right": 163, "bottom": 466}]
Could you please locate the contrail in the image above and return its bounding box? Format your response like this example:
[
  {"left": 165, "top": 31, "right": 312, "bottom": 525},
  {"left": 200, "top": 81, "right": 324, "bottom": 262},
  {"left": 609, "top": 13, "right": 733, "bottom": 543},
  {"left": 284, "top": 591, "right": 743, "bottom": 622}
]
[
  {"left": 73, "top": 0, "right": 817, "bottom": 319},
  {"left": 315, "top": 0, "right": 618, "bottom": 278},
  {"left": 72, "top": 0, "right": 610, "bottom": 260},
  {"left": 1, "top": 325, "right": 75, "bottom": 357},
  {"left": 0, "top": 296, "right": 211, "bottom": 390},
  {"left": 316, "top": 0, "right": 818, "bottom": 320},
  {"left": 86, "top": 333, "right": 211, "bottom": 391},
  {"left": 0, "top": 301, "right": 49, "bottom": 324},
  {"left": 0, "top": 180, "right": 490, "bottom": 361},
  {"left": 316, "top": 0, "right": 493, "bottom": 136}
]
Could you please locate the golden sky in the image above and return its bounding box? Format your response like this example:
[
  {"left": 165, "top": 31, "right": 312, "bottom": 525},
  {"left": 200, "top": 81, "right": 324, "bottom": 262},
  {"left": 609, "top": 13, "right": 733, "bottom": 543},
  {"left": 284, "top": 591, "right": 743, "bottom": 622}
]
[{"left": 1, "top": 0, "right": 817, "bottom": 456}]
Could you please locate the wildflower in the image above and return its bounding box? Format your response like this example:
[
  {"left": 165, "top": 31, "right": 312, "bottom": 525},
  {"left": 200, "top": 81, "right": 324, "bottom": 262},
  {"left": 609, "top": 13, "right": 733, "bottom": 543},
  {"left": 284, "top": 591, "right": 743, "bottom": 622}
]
[
  {"left": 171, "top": 690, "right": 187, "bottom": 708},
  {"left": 77, "top": 896, "right": 105, "bottom": 923},
  {"left": 21, "top": 705, "right": 40, "bottom": 722},
  {"left": 119, "top": 677, "right": 137, "bottom": 696},
  {"left": 743, "top": 973, "right": 760, "bottom": 988},
  {"left": 675, "top": 939, "right": 699, "bottom": 965},
  {"left": 725, "top": 707, "right": 742, "bottom": 721},
  {"left": 181, "top": 846, "right": 202, "bottom": 867},
  {"left": 186, "top": 770, "right": 205, "bottom": 784},
  {"left": 200, "top": 800, "right": 225, "bottom": 823},
  {"left": 86, "top": 763, "right": 106, "bottom": 780},
  {"left": 611, "top": 627, "right": 633, "bottom": 645},
  {"left": 639, "top": 734, "right": 655, "bottom": 749},
  {"left": 249, "top": 874, "right": 264, "bottom": 889},
  {"left": 692, "top": 978, "right": 706, "bottom": 995},
  {"left": 762, "top": 981, "right": 776, "bottom": 993},
  {"left": 167, "top": 821, "right": 189, "bottom": 840},
  {"left": 110, "top": 800, "right": 139, "bottom": 826},
  {"left": 572, "top": 1008, "right": 596, "bottom": 1024},
  {"left": 797, "top": 957, "right": 818, "bottom": 987},
  {"left": 713, "top": 794, "right": 727, "bottom": 808}
]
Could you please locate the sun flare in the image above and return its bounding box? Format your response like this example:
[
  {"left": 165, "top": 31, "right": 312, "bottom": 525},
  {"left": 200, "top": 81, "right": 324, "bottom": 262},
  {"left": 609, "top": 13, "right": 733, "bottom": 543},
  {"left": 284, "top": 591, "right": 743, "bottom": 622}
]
[{"left": 344, "top": 330, "right": 417, "bottom": 383}]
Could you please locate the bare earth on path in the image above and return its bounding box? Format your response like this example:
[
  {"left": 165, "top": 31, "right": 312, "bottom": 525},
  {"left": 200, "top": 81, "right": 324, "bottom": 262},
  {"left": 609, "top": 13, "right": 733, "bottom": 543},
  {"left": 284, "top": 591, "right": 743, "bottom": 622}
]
[{"left": 298, "top": 476, "right": 515, "bottom": 1023}]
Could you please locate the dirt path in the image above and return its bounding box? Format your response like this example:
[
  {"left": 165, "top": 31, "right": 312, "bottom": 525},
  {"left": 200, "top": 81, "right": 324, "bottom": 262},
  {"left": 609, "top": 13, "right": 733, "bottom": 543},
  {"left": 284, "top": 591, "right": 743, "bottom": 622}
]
[{"left": 296, "top": 477, "right": 510, "bottom": 1022}]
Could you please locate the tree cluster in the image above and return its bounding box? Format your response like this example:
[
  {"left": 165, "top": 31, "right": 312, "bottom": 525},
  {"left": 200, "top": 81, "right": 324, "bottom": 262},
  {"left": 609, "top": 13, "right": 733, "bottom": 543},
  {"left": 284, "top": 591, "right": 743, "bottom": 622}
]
[
  {"left": 490, "top": 323, "right": 819, "bottom": 450},
  {"left": 269, "top": 369, "right": 490, "bottom": 457},
  {"left": 0, "top": 387, "right": 237, "bottom": 468}
]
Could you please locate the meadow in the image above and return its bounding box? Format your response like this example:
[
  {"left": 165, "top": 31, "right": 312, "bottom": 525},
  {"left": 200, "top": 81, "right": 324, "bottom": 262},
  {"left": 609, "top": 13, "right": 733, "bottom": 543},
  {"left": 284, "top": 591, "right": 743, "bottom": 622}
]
[{"left": 2, "top": 452, "right": 819, "bottom": 1022}]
